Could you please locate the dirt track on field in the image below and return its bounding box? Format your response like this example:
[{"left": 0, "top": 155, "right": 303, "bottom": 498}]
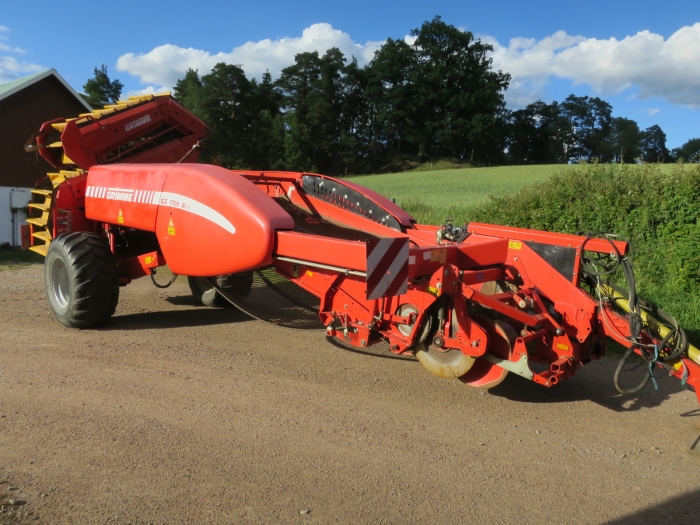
[{"left": 1, "top": 265, "right": 700, "bottom": 524}]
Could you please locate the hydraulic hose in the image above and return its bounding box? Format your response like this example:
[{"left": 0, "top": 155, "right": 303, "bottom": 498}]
[{"left": 597, "top": 283, "right": 700, "bottom": 367}]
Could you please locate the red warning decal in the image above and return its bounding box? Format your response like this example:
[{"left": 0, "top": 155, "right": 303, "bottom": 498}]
[{"left": 366, "top": 237, "right": 409, "bottom": 300}]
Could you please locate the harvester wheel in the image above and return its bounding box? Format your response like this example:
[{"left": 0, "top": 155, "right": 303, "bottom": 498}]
[
  {"left": 44, "top": 232, "right": 119, "bottom": 328},
  {"left": 188, "top": 272, "right": 254, "bottom": 307},
  {"left": 188, "top": 276, "right": 223, "bottom": 307},
  {"left": 414, "top": 308, "right": 474, "bottom": 379},
  {"left": 460, "top": 315, "right": 517, "bottom": 389}
]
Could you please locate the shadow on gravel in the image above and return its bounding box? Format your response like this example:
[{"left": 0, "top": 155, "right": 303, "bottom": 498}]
[
  {"left": 603, "top": 488, "right": 700, "bottom": 525},
  {"left": 325, "top": 336, "right": 419, "bottom": 362},
  {"left": 102, "top": 307, "right": 251, "bottom": 330},
  {"left": 489, "top": 362, "right": 688, "bottom": 413},
  {"left": 164, "top": 296, "right": 206, "bottom": 306}
]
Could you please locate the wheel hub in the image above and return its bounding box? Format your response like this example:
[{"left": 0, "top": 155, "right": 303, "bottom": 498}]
[{"left": 50, "top": 257, "right": 70, "bottom": 311}]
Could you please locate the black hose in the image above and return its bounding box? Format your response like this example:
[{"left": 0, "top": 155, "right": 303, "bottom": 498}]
[
  {"left": 581, "top": 233, "right": 687, "bottom": 393},
  {"left": 614, "top": 345, "right": 651, "bottom": 394},
  {"left": 581, "top": 233, "right": 642, "bottom": 341},
  {"left": 150, "top": 268, "right": 178, "bottom": 288}
]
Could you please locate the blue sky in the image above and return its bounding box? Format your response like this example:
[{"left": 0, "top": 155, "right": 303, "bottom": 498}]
[{"left": 1, "top": 0, "right": 698, "bottom": 149}]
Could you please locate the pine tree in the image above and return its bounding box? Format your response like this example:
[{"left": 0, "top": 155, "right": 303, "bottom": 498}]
[{"left": 82, "top": 65, "right": 124, "bottom": 109}]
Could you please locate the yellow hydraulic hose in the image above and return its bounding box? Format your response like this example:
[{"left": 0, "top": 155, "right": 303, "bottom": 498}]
[{"left": 598, "top": 283, "right": 700, "bottom": 367}]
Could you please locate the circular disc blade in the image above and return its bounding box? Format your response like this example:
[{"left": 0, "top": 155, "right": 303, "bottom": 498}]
[
  {"left": 415, "top": 344, "right": 476, "bottom": 379},
  {"left": 460, "top": 359, "right": 509, "bottom": 389},
  {"left": 460, "top": 315, "right": 516, "bottom": 389}
]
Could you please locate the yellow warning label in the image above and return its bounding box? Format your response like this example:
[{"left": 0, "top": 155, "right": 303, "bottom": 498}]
[
  {"left": 428, "top": 285, "right": 441, "bottom": 297},
  {"left": 556, "top": 343, "right": 570, "bottom": 351},
  {"left": 167, "top": 217, "right": 176, "bottom": 236},
  {"left": 508, "top": 241, "right": 522, "bottom": 250},
  {"left": 144, "top": 256, "right": 154, "bottom": 265},
  {"left": 305, "top": 270, "right": 314, "bottom": 278},
  {"left": 117, "top": 208, "right": 124, "bottom": 224}
]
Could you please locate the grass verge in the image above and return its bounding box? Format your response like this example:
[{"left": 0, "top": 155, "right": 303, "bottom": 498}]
[{"left": 0, "top": 248, "right": 44, "bottom": 271}]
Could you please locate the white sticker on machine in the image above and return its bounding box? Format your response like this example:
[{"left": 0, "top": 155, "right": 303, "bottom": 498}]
[{"left": 87, "top": 185, "right": 235, "bottom": 234}]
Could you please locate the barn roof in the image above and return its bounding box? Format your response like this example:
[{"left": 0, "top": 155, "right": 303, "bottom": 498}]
[{"left": 0, "top": 69, "right": 92, "bottom": 110}]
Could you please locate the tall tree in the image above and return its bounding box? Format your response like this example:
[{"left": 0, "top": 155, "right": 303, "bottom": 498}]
[
  {"left": 198, "top": 62, "right": 255, "bottom": 168},
  {"left": 560, "top": 95, "right": 613, "bottom": 162},
  {"left": 276, "top": 51, "right": 323, "bottom": 171},
  {"left": 640, "top": 124, "right": 671, "bottom": 163},
  {"left": 276, "top": 48, "right": 365, "bottom": 174},
  {"left": 367, "top": 16, "right": 510, "bottom": 165},
  {"left": 609, "top": 117, "right": 643, "bottom": 163},
  {"left": 337, "top": 58, "right": 370, "bottom": 174},
  {"left": 412, "top": 16, "right": 510, "bottom": 163},
  {"left": 248, "top": 70, "right": 285, "bottom": 169},
  {"left": 507, "top": 101, "right": 567, "bottom": 164},
  {"left": 672, "top": 138, "right": 700, "bottom": 163},
  {"left": 365, "top": 38, "right": 420, "bottom": 158},
  {"left": 82, "top": 65, "right": 124, "bottom": 109},
  {"left": 173, "top": 68, "right": 205, "bottom": 117}
]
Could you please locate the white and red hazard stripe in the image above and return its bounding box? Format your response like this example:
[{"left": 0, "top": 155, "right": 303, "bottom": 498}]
[{"left": 365, "top": 237, "right": 409, "bottom": 300}]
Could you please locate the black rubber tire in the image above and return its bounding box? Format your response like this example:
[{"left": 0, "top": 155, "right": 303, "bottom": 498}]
[
  {"left": 44, "top": 232, "right": 119, "bottom": 328},
  {"left": 188, "top": 272, "right": 254, "bottom": 307},
  {"left": 188, "top": 276, "right": 222, "bottom": 307}
]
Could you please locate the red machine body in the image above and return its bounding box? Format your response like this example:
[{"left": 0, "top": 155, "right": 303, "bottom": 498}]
[
  {"left": 26, "top": 99, "right": 700, "bottom": 410},
  {"left": 33, "top": 95, "right": 208, "bottom": 169},
  {"left": 230, "top": 170, "right": 700, "bottom": 396},
  {"left": 85, "top": 164, "right": 294, "bottom": 276}
]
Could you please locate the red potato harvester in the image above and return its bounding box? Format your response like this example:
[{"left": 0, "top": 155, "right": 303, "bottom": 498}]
[{"left": 24, "top": 95, "right": 700, "bottom": 410}]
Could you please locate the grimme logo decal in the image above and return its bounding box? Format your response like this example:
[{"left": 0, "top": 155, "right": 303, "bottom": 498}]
[
  {"left": 105, "top": 188, "right": 135, "bottom": 202},
  {"left": 86, "top": 185, "right": 236, "bottom": 234},
  {"left": 124, "top": 115, "right": 152, "bottom": 132}
]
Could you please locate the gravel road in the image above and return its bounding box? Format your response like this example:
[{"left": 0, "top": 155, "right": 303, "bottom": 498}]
[{"left": 1, "top": 265, "right": 700, "bottom": 524}]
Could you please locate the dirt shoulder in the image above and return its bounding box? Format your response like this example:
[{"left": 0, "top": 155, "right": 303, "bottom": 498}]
[{"left": 1, "top": 266, "right": 700, "bottom": 524}]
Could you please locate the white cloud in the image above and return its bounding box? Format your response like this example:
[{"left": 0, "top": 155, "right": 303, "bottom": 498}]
[
  {"left": 0, "top": 26, "right": 43, "bottom": 84},
  {"left": 487, "top": 24, "right": 700, "bottom": 108},
  {"left": 648, "top": 108, "right": 661, "bottom": 116},
  {"left": 0, "top": 42, "right": 26, "bottom": 54},
  {"left": 0, "top": 56, "right": 43, "bottom": 84},
  {"left": 115, "top": 22, "right": 700, "bottom": 110},
  {"left": 117, "top": 23, "right": 384, "bottom": 89}
]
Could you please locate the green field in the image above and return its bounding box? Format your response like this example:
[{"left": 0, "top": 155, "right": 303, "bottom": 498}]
[{"left": 350, "top": 164, "right": 573, "bottom": 225}]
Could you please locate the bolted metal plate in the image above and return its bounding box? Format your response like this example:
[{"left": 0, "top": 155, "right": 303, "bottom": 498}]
[{"left": 525, "top": 242, "right": 577, "bottom": 282}]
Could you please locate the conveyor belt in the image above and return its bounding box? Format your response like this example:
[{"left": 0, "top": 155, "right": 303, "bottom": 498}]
[{"left": 274, "top": 198, "right": 379, "bottom": 242}]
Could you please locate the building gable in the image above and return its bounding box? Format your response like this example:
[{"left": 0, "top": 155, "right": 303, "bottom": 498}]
[{"left": 0, "top": 70, "right": 92, "bottom": 188}]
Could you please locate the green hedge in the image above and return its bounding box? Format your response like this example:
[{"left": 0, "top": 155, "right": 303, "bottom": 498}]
[{"left": 469, "top": 162, "right": 700, "bottom": 339}]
